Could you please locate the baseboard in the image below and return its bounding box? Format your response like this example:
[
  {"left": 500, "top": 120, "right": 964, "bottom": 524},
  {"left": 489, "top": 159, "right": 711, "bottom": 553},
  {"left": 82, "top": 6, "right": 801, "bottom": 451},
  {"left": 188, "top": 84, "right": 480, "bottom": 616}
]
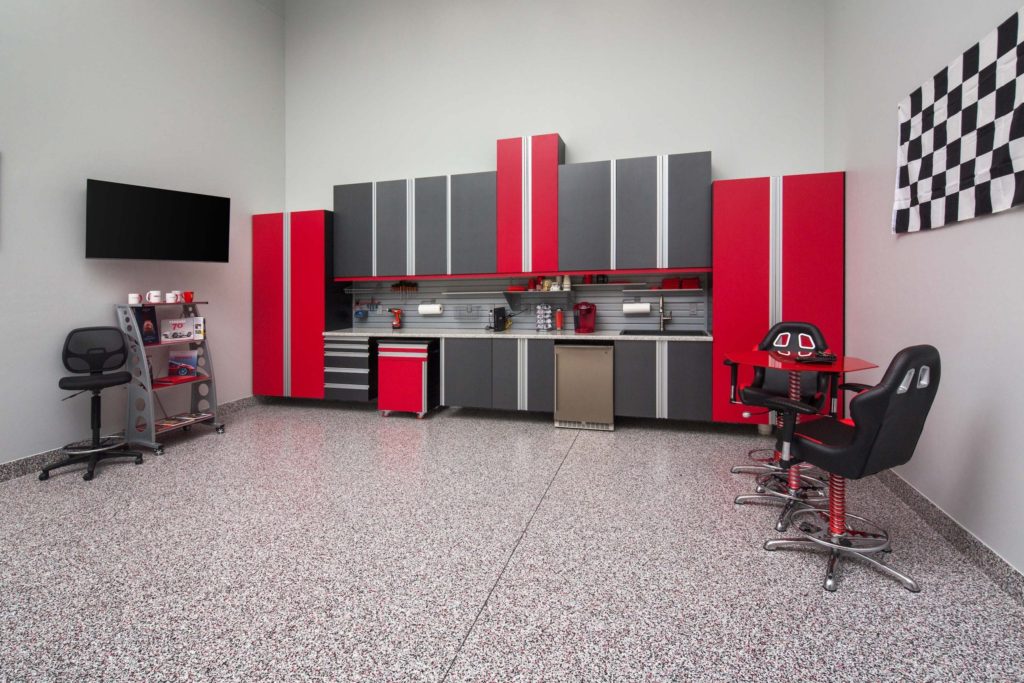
[
  {"left": 0, "top": 395, "right": 263, "bottom": 483},
  {"left": 878, "top": 470, "right": 1024, "bottom": 605}
]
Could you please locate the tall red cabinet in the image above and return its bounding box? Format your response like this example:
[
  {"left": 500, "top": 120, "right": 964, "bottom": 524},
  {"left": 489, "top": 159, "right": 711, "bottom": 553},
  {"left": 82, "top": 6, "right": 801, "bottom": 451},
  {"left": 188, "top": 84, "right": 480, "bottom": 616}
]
[
  {"left": 496, "top": 133, "right": 565, "bottom": 273},
  {"left": 711, "top": 172, "right": 845, "bottom": 423},
  {"left": 252, "top": 210, "right": 342, "bottom": 399}
]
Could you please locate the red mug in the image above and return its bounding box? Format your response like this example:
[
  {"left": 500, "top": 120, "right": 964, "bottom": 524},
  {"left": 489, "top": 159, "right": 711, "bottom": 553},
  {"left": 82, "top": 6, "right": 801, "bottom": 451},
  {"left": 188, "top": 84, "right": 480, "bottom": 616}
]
[{"left": 183, "top": 291, "right": 195, "bottom": 303}]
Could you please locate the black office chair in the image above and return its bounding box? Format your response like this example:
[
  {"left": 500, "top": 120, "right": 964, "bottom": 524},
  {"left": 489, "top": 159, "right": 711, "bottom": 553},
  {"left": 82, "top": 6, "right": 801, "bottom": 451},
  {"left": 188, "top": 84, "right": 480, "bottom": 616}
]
[
  {"left": 761, "top": 345, "right": 941, "bottom": 592},
  {"left": 40, "top": 327, "right": 144, "bottom": 481},
  {"left": 727, "top": 322, "right": 835, "bottom": 531}
]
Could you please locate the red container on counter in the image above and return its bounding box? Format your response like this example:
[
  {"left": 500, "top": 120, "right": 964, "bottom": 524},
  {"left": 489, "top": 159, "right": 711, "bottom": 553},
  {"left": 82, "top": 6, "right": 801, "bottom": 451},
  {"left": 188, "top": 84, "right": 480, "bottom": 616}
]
[{"left": 555, "top": 308, "right": 564, "bottom": 331}]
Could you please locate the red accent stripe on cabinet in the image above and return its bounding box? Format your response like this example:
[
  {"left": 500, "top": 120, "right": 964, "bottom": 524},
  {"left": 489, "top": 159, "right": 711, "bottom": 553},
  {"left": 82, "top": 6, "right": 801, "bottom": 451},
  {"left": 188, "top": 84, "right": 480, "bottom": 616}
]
[
  {"left": 252, "top": 213, "right": 285, "bottom": 397},
  {"left": 496, "top": 137, "right": 523, "bottom": 273},
  {"left": 531, "top": 134, "right": 562, "bottom": 272},
  {"left": 711, "top": 178, "right": 771, "bottom": 423},
  {"left": 290, "top": 210, "right": 327, "bottom": 399}
]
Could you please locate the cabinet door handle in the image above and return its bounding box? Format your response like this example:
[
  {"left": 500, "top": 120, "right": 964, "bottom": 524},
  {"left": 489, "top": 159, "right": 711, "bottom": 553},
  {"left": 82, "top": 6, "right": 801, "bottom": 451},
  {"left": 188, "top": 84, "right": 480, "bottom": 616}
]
[{"left": 553, "top": 354, "right": 559, "bottom": 411}]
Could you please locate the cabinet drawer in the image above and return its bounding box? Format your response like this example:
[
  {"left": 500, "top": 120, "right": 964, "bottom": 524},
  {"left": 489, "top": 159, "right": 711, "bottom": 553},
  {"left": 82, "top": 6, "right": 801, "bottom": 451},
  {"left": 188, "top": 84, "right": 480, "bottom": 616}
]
[
  {"left": 324, "top": 385, "right": 373, "bottom": 402},
  {"left": 325, "top": 352, "right": 371, "bottom": 369}
]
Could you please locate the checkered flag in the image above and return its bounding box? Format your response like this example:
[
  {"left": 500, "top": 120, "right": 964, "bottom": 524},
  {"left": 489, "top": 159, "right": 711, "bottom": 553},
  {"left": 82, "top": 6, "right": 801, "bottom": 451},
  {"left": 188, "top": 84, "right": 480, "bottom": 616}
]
[{"left": 893, "top": 7, "right": 1024, "bottom": 233}]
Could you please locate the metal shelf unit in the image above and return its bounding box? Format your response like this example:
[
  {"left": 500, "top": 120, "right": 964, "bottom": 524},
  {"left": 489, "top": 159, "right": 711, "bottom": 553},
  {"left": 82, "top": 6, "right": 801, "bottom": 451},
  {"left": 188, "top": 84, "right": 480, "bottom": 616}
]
[{"left": 116, "top": 302, "right": 224, "bottom": 454}]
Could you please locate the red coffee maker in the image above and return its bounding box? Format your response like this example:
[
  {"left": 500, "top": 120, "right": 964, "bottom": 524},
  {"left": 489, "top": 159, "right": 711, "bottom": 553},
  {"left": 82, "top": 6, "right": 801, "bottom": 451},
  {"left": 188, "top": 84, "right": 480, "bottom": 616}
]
[{"left": 573, "top": 302, "right": 596, "bottom": 333}]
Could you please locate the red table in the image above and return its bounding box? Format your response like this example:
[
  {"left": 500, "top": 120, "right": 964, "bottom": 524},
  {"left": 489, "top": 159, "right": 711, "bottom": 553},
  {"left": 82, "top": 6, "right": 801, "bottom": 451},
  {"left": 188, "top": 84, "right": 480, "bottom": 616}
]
[{"left": 725, "top": 349, "right": 877, "bottom": 495}]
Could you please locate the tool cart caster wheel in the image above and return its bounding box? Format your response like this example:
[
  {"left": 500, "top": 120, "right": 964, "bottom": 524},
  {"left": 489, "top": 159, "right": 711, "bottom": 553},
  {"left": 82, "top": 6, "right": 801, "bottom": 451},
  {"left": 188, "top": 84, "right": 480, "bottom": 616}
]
[
  {"left": 215, "top": 425, "right": 225, "bottom": 434},
  {"left": 417, "top": 412, "right": 426, "bottom": 419},
  {"left": 135, "top": 456, "right": 144, "bottom": 465},
  {"left": 38, "top": 471, "right": 49, "bottom": 481},
  {"left": 83, "top": 471, "right": 94, "bottom": 481},
  {"left": 183, "top": 426, "right": 191, "bottom": 432},
  {"left": 380, "top": 411, "right": 390, "bottom": 417},
  {"left": 154, "top": 447, "right": 164, "bottom": 456}
]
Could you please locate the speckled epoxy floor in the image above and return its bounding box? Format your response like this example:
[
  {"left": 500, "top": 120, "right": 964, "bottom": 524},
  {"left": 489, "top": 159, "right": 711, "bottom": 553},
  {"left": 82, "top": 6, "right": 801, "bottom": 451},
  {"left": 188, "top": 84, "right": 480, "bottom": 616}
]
[{"left": 1, "top": 402, "right": 1022, "bottom": 681}]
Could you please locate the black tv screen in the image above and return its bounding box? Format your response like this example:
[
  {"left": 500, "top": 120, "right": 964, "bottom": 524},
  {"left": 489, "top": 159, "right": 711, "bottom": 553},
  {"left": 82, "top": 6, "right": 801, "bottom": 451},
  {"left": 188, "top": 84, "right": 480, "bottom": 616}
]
[{"left": 86, "top": 179, "right": 230, "bottom": 262}]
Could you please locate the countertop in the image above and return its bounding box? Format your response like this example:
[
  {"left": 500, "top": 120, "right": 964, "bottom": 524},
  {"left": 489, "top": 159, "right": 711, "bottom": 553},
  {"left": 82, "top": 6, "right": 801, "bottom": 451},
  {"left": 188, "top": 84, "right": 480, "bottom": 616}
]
[{"left": 323, "top": 328, "right": 712, "bottom": 342}]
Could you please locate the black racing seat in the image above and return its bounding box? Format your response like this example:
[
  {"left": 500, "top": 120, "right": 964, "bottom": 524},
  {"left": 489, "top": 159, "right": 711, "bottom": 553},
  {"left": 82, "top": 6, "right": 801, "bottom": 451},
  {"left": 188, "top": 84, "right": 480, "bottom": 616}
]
[
  {"left": 740, "top": 321, "right": 831, "bottom": 409},
  {"left": 763, "top": 345, "right": 941, "bottom": 592}
]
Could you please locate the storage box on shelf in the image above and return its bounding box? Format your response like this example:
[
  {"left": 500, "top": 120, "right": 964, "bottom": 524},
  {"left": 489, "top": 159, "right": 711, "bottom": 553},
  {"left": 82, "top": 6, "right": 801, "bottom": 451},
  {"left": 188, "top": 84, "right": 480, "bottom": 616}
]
[{"left": 116, "top": 300, "right": 223, "bottom": 455}]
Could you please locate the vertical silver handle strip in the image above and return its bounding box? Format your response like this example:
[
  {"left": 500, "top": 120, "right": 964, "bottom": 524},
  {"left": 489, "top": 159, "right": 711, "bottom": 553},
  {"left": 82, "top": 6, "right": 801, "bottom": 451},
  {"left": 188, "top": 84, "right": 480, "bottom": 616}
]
[
  {"left": 283, "top": 211, "right": 291, "bottom": 397},
  {"left": 407, "top": 178, "right": 415, "bottom": 276},
  {"left": 371, "top": 182, "right": 378, "bottom": 277},
  {"left": 446, "top": 175, "right": 452, "bottom": 275},
  {"left": 610, "top": 160, "right": 617, "bottom": 270},
  {"left": 440, "top": 338, "right": 446, "bottom": 405}
]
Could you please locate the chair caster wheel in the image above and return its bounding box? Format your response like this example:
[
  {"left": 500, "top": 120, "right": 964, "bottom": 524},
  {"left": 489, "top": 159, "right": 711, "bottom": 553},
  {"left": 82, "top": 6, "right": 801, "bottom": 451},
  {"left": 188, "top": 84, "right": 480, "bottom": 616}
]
[
  {"left": 183, "top": 426, "right": 191, "bottom": 432},
  {"left": 154, "top": 447, "right": 164, "bottom": 456},
  {"left": 215, "top": 426, "right": 225, "bottom": 434},
  {"left": 135, "top": 456, "right": 144, "bottom": 465},
  {"left": 38, "top": 471, "right": 49, "bottom": 481},
  {"left": 83, "top": 471, "right": 94, "bottom": 481}
]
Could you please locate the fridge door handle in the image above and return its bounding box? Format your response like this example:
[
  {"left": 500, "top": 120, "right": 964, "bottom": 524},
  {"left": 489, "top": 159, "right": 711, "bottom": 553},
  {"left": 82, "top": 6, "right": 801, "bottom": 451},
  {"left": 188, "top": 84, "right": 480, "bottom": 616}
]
[{"left": 553, "top": 353, "right": 559, "bottom": 411}]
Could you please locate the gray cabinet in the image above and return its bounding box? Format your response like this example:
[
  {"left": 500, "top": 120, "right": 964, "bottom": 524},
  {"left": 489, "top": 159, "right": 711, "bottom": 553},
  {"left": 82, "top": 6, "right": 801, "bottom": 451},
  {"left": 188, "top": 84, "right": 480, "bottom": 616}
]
[
  {"left": 559, "top": 161, "right": 611, "bottom": 271},
  {"left": 375, "top": 179, "right": 407, "bottom": 277},
  {"left": 333, "top": 182, "right": 373, "bottom": 278},
  {"left": 615, "top": 156, "right": 659, "bottom": 270},
  {"left": 526, "top": 339, "right": 555, "bottom": 412},
  {"left": 667, "top": 151, "right": 712, "bottom": 268},
  {"left": 443, "top": 338, "right": 492, "bottom": 408},
  {"left": 491, "top": 339, "right": 519, "bottom": 410},
  {"left": 666, "top": 342, "right": 712, "bottom": 421},
  {"left": 614, "top": 341, "right": 657, "bottom": 418},
  {"left": 414, "top": 176, "right": 447, "bottom": 275},
  {"left": 450, "top": 171, "right": 496, "bottom": 274}
]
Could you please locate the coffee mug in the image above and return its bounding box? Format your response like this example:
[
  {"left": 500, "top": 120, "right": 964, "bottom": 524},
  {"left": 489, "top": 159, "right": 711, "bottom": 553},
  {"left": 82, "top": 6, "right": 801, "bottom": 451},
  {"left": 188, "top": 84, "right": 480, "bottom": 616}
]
[
  {"left": 183, "top": 290, "right": 194, "bottom": 303},
  {"left": 164, "top": 291, "right": 180, "bottom": 303},
  {"left": 171, "top": 290, "right": 182, "bottom": 301},
  {"left": 145, "top": 290, "right": 162, "bottom": 304},
  {"left": 128, "top": 293, "right": 142, "bottom": 305}
]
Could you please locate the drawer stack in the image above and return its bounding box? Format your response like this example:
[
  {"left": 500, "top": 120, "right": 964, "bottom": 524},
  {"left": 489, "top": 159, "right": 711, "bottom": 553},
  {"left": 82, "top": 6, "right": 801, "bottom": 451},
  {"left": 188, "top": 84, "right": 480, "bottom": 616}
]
[{"left": 324, "top": 337, "right": 377, "bottom": 402}]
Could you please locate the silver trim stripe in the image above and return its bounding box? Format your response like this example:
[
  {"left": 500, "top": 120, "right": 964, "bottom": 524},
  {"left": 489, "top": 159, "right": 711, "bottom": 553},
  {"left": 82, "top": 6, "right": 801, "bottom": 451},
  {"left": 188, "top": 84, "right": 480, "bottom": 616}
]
[
  {"left": 379, "top": 351, "right": 428, "bottom": 359},
  {"left": 440, "top": 338, "right": 446, "bottom": 404},
  {"left": 610, "top": 160, "right": 617, "bottom": 269},
  {"left": 517, "top": 338, "right": 528, "bottom": 410},
  {"left": 656, "top": 155, "right": 666, "bottom": 269},
  {"left": 407, "top": 178, "right": 415, "bottom": 276},
  {"left": 325, "top": 367, "right": 370, "bottom": 374},
  {"left": 325, "top": 351, "right": 369, "bottom": 358},
  {"left": 283, "top": 212, "right": 291, "bottom": 397},
  {"left": 325, "top": 382, "right": 370, "bottom": 390},
  {"left": 446, "top": 175, "right": 452, "bottom": 275},
  {"left": 769, "top": 176, "right": 783, "bottom": 325},
  {"left": 656, "top": 340, "right": 668, "bottom": 419},
  {"left": 371, "top": 182, "right": 378, "bottom": 277},
  {"left": 522, "top": 136, "right": 533, "bottom": 272}
]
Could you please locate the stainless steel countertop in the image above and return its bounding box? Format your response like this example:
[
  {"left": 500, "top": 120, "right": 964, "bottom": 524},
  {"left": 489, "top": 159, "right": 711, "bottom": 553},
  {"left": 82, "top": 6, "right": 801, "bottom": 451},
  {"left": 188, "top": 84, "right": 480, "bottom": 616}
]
[{"left": 323, "top": 328, "right": 712, "bottom": 342}]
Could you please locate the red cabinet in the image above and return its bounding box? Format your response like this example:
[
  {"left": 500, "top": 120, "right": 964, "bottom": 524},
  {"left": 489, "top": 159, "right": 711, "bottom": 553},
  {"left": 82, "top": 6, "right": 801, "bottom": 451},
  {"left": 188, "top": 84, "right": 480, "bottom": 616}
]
[
  {"left": 377, "top": 341, "right": 440, "bottom": 417},
  {"left": 497, "top": 133, "right": 565, "bottom": 273},
  {"left": 711, "top": 172, "right": 844, "bottom": 423},
  {"left": 252, "top": 210, "right": 336, "bottom": 399}
]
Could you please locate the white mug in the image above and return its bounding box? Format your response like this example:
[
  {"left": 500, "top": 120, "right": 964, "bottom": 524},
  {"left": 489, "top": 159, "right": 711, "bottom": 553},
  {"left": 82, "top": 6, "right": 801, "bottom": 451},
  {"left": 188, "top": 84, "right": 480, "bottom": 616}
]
[
  {"left": 164, "top": 291, "right": 180, "bottom": 303},
  {"left": 145, "top": 290, "right": 162, "bottom": 304},
  {"left": 128, "top": 292, "right": 142, "bottom": 305},
  {"left": 171, "top": 290, "right": 182, "bottom": 301}
]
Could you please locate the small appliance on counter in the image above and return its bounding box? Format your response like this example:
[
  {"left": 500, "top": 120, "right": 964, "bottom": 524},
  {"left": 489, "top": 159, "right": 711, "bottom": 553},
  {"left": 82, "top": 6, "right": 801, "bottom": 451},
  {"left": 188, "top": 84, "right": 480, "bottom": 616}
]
[
  {"left": 377, "top": 339, "right": 440, "bottom": 418},
  {"left": 573, "top": 302, "right": 596, "bottom": 333},
  {"left": 491, "top": 306, "right": 511, "bottom": 331}
]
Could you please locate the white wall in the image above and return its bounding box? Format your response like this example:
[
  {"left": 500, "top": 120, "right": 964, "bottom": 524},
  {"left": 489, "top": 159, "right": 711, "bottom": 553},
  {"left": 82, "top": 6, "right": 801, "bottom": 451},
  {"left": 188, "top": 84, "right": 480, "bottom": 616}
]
[
  {"left": 825, "top": 0, "right": 1024, "bottom": 572},
  {"left": 0, "top": 0, "right": 285, "bottom": 464},
  {"left": 284, "top": 0, "right": 827, "bottom": 211}
]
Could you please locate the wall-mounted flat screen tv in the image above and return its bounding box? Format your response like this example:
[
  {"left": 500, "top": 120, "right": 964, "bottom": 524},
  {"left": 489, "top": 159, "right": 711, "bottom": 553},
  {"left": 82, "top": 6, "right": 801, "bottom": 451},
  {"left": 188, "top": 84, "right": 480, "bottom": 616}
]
[{"left": 86, "top": 179, "right": 230, "bottom": 262}]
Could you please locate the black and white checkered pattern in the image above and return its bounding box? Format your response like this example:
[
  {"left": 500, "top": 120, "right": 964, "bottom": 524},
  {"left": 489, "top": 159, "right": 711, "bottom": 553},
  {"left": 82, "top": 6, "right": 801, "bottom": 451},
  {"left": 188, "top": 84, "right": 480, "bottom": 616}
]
[{"left": 893, "top": 7, "right": 1024, "bottom": 233}]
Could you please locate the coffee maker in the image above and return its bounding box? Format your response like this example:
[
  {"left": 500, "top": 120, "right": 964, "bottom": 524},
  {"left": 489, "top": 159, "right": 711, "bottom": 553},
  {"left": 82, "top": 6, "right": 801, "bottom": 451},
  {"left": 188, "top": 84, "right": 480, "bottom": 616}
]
[{"left": 573, "top": 302, "right": 596, "bottom": 333}]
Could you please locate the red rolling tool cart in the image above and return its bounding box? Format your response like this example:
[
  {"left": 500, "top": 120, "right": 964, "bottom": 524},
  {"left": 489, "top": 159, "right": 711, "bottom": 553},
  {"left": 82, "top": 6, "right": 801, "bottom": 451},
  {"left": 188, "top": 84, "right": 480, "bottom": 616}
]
[{"left": 377, "top": 340, "right": 440, "bottom": 418}]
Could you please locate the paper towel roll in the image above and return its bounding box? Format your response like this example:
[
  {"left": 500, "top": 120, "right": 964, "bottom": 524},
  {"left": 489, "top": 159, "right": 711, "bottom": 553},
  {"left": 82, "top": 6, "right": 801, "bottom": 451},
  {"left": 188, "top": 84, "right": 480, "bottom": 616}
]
[
  {"left": 623, "top": 302, "right": 652, "bottom": 315},
  {"left": 418, "top": 304, "right": 444, "bottom": 315}
]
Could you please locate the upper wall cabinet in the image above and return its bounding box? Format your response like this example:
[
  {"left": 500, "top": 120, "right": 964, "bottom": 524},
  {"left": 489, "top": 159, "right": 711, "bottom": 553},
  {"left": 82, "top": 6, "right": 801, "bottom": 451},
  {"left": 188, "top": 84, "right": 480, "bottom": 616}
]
[
  {"left": 375, "top": 179, "right": 408, "bottom": 277},
  {"left": 450, "top": 171, "right": 496, "bottom": 275},
  {"left": 556, "top": 151, "right": 711, "bottom": 273},
  {"left": 414, "top": 175, "right": 448, "bottom": 275},
  {"left": 333, "top": 182, "right": 373, "bottom": 278},
  {"left": 497, "top": 134, "right": 566, "bottom": 274},
  {"left": 559, "top": 160, "right": 612, "bottom": 271}
]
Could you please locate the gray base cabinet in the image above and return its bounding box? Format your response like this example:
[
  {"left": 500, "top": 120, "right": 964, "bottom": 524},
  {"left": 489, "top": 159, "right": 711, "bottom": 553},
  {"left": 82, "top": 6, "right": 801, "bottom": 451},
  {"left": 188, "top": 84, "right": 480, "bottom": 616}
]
[
  {"left": 667, "top": 342, "right": 712, "bottom": 421},
  {"left": 526, "top": 340, "right": 555, "bottom": 412},
  {"left": 443, "top": 338, "right": 492, "bottom": 408},
  {"left": 491, "top": 339, "right": 519, "bottom": 410},
  {"left": 614, "top": 341, "right": 658, "bottom": 418}
]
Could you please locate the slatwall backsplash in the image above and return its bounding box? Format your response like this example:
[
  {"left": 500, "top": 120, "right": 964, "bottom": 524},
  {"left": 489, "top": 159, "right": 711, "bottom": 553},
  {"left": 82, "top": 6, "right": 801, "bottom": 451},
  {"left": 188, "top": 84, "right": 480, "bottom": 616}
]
[{"left": 341, "top": 275, "right": 710, "bottom": 333}]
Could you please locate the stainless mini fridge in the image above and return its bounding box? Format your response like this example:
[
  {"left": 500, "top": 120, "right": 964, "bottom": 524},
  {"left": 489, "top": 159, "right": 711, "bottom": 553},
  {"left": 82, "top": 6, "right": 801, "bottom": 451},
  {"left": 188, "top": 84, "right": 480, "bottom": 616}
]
[{"left": 554, "top": 344, "right": 614, "bottom": 431}]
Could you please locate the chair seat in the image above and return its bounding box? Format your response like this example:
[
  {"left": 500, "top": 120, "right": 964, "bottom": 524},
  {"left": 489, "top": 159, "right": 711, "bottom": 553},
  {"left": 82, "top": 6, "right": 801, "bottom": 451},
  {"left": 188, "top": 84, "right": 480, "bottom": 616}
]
[
  {"left": 741, "top": 386, "right": 823, "bottom": 409},
  {"left": 792, "top": 417, "right": 862, "bottom": 479},
  {"left": 59, "top": 371, "right": 132, "bottom": 391}
]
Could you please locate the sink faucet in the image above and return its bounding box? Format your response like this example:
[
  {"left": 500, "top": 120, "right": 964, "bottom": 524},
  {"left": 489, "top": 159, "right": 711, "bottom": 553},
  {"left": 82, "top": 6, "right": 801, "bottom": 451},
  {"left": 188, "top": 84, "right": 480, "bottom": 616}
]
[{"left": 659, "top": 296, "right": 672, "bottom": 332}]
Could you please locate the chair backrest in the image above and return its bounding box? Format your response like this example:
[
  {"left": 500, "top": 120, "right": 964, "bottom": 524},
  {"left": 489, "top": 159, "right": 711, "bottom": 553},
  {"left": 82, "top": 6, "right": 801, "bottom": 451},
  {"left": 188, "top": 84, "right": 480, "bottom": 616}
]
[
  {"left": 847, "top": 345, "right": 941, "bottom": 478},
  {"left": 63, "top": 327, "right": 128, "bottom": 374},
  {"left": 754, "top": 321, "right": 830, "bottom": 397}
]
